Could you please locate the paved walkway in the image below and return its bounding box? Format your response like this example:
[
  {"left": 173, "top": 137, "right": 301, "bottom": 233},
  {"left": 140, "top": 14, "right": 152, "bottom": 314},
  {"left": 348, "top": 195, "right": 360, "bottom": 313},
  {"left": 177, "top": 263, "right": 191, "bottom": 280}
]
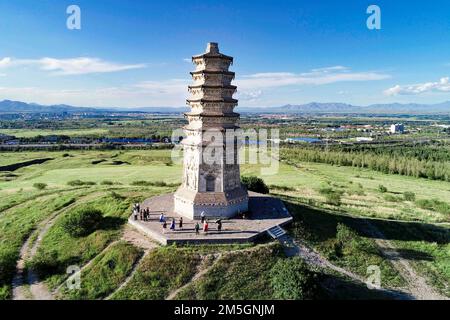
[{"left": 130, "top": 192, "right": 293, "bottom": 245}]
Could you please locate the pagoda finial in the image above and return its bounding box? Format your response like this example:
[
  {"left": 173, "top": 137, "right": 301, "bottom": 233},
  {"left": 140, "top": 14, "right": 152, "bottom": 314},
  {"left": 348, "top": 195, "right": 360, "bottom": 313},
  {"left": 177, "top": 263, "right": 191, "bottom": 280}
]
[{"left": 206, "top": 42, "right": 219, "bottom": 54}]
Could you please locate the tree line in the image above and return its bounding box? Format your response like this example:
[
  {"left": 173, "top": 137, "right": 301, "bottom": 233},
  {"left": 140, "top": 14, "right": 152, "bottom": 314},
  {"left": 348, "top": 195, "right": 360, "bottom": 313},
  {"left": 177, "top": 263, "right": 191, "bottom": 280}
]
[{"left": 281, "top": 144, "right": 450, "bottom": 182}]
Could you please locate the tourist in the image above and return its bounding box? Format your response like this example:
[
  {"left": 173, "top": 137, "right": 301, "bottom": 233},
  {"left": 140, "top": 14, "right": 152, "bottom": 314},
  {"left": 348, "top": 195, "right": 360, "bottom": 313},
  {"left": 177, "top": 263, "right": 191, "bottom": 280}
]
[
  {"left": 159, "top": 213, "right": 165, "bottom": 223},
  {"left": 200, "top": 211, "right": 205, "bottom": 224},
  {"left": 133, "top": 208, "right": 138, "bottom": 221},
  {"left": 195, "top": 222, "right": 200, "bottom": 235},
  {"left": 217, "top": 219, "right": 222, "bottom": 232},
  {"left": 162, "top": 221, "right": 167, "bottom": 233},
  {"left": 179, "top": 217, "right": 183, "bottom": 230},
  {"left": 203, "top": 220, "right": 209, "bottom": 233},
  {"left": 170, "top": 219, "right": 176, "bottom": 231},
  {"left": 139, "top": 209, "right": 143, "bottom": 221}
]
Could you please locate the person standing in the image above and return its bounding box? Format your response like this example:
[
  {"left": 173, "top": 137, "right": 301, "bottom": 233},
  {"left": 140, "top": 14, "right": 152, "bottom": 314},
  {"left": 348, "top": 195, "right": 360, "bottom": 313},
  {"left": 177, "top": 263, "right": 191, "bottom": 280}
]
[
  {"left": 217, "top": 220, "right": 222, "bottom": 232},
  {"left": 159, "top": 213, "right": 165, "bottom": 223},
  {"left": 133, "top": 208, "right": 138, "bottom": 221},
  {"left": 139, "top": 209, "right": 143, "bottom": 221},
  {"left": 162, "top": 221, "right": 167, "bottom": 233},
  {"left": 195, "top": 222, "right": 200, "bottom": 235},
  {"left": 170, "top": 219, "right": 176, "bottom": 231},
  {"left": 179, "top": 217, "right": 183, "bottom": 230},
  {"left": 203, "top": 220, "right": 209, "bottom": 233},
  {"left": 200, "top": 211, "right": 205, "bottom": 224}
]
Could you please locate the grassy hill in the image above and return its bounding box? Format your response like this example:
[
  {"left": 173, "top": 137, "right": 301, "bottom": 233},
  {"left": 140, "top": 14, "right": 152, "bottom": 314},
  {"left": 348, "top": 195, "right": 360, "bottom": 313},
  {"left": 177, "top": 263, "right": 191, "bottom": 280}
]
[{"left": 0, "top": 149, "right": 449, "bottom": 299}]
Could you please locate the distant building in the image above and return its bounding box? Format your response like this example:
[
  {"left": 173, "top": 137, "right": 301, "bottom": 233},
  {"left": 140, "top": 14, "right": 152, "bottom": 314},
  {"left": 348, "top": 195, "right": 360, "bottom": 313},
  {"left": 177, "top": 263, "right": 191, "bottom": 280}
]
[
  {"left": 390, "top": 123, "right": 405, "bottom": 134},
  {"left": 356, "top": 137, "right": 373, "bottom": 142}
]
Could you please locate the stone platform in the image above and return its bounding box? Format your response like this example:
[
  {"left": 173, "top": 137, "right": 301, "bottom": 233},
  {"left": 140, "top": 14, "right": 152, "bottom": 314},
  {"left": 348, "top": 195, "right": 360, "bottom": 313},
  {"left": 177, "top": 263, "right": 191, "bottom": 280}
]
[{"left": 129, "top": 191, "right": 293, "bottom": 245}]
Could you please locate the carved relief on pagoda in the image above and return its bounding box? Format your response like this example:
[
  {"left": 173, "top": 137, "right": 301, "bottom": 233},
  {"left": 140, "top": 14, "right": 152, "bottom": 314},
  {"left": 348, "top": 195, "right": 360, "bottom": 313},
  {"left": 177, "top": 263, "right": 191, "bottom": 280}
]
[
  {"left": 191, "top": 73, "right": 234, "bottom": 86},
  {"left": 192, "top": 57, "right": 232, "bottom": 72}
]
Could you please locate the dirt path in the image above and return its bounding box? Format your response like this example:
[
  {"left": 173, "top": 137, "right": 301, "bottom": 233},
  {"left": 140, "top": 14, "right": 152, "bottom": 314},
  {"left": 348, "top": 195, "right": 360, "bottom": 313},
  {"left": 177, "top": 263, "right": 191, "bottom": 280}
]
[
  {"left": 362, "top": 221, "right": 448, "bottom": 300},
  {"left": 12, "top": 192, "right": 105, "bottom": 300},
  {"left": 166, "top": 253, "right": 221, "bottom": 300},
  {"left": 279, "top": 234, "right": 411, "bottom": 300}
]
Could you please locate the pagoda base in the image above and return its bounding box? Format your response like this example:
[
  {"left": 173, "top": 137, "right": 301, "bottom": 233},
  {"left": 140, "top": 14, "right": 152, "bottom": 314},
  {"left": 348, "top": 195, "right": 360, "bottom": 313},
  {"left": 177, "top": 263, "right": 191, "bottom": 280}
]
[{"left": 174, "top": 186, "right": 249, "bottom": 220}]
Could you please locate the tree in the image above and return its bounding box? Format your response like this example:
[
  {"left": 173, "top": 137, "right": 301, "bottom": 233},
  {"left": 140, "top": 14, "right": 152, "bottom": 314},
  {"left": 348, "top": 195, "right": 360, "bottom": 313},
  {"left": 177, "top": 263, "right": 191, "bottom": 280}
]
[
  {"left": 241, "top": 176, "right": 269, "bottom": 194},
  {"left": 33, "top": 183, "right": 47, "bottom": 190},
  {"left": 61, "top": 207, "right": 103, "bottom": 237}
]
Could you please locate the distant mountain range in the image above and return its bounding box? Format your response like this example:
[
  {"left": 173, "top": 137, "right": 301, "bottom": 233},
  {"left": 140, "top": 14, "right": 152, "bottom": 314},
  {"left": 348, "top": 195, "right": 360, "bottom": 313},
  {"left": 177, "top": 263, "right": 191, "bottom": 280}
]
[{"left": 0, "top": 99, "right": 449, "bottom": 115}]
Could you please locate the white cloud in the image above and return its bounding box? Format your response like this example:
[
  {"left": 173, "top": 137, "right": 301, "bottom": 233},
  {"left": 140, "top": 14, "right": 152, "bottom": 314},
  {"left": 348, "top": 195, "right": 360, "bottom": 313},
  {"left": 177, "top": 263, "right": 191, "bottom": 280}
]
[
  {"left": 236, "top": 66, "right": 389, "bottom": 90},
  {"left": 384, "top": 77, "right": 450, "bottom": 96},
  {"left": 0, "top": 57, "right": 13, "bottom": 68},
  {"left": 0, "top": 56, "right": 146, "bottom": 75},
  {"left": 0, "top": 65, "right": 390, "bottom": 107}
]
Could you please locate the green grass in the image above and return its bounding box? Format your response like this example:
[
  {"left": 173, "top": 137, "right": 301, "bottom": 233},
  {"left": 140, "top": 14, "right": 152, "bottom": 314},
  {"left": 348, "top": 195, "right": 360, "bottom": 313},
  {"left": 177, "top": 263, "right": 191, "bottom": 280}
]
[
  {"left": 1, "top": 149, "right": 449, "bottom": 299},
  {"left": 0, "top": 128, "right": 109, "bottom": 138},
  {"left": 370, "top": 219, "right": 450, "bottom": 297},
  {"left": 175, "top": 243, "right": 284, "bottom": 300},
  {"left": 0, "top": 191, "right": 84, "bottom": 299},
  {"left": 29, "top": 192, "right": 135, "bottom": 289},
  {"left": 59, "top": 241, "right": 143, "bottom": 300},
  {"left": 111, "top": 246, "right": 203, "bottom": 300},
  {"left": 285, "top": 199, "right": 407, "bottom": 289}
]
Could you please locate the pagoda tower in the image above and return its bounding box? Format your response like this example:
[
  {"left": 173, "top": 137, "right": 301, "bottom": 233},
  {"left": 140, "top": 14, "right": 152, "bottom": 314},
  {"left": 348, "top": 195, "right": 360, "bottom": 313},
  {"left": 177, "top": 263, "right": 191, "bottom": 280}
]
[{"left": 174, "top": 42, "right": 249, "bottom": 219}]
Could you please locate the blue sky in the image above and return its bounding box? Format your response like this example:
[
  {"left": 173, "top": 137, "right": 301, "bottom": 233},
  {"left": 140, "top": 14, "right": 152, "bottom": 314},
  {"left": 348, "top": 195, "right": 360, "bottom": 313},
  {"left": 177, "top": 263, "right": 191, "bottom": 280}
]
[{"left": 1, "top": 0, "right": 450, "bottom": 108}]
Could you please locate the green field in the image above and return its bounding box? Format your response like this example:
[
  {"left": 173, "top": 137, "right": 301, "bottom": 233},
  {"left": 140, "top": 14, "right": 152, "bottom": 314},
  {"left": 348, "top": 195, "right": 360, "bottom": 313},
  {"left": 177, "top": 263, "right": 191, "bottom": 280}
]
[
  {"left": 0, "top": 149, "right": 449, "bottom": 300},
  {"left": 0, "top": 128, "right": 110, "bottom": 138}
]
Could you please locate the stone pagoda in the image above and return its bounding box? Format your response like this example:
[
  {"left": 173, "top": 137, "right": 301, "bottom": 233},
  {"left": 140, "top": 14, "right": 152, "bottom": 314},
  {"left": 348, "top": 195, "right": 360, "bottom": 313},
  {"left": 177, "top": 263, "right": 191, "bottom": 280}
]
[{"left": 174, "top": 42, "right": 249, "bottom": 219}]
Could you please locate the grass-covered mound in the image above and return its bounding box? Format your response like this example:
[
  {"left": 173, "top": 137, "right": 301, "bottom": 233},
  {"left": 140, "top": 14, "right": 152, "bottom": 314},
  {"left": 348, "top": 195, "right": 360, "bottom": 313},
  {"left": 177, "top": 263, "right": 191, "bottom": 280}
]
[
  {"left": 111, "top": 246, "right": 203, "bottom": 300},
  {"left": 0, "top": 192, "right": 81, "bottom": 299},
  {"left": 286, "top": 199, "right": 406, "bottom": 289},
  {"left": 60, "top": 241, "right": 143, "bottom": 300},
  {"left": 175, "top": 243, "right": 284, "bottom": 300},
  {"left": 29, "top": 192, "right": 133, "bottom": 290},
  {"left": 371, "top": 219, "right": 450, "bottom": 297}
]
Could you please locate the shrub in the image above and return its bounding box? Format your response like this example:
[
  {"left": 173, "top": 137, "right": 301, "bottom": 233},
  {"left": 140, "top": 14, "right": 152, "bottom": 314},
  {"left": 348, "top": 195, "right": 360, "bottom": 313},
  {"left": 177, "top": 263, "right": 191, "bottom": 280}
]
[
  {"left": 132, "top": 180, "right": 166, "bottom": 187},
  {"left": 403, "top": 192, "right": 416, "bottom": 201},
  {"left": 67, "top": 180, "right": 96, "bottom": 186},
  {"left": 33, "top": 183, "right": 47, "bottom": 190},
  {"left": 27, "top": 250, "right": 60, "bottom": 278},
  {"left": 270, "top": 257, "right": 318, "bottom": 300},
  {"left": 101, "top": 180, "right": 114, "bottom": 186},
  {"left": 378, "top": 185, "right": 388, "bottom": 193},
  {"left": 383, "top": 194, "right": 402, "bottom": 202},
  {"left": 416, "top": 199, "right": 450, "bottom": 215},
  {"left": 61, "top": 207, "right": 103, "bottom": 237},
  {"left": 319, "top": 187, "right": 343, "bottom": 206},
  {"left": 241, "top": 176, "right": 269, "bottom": 194}
]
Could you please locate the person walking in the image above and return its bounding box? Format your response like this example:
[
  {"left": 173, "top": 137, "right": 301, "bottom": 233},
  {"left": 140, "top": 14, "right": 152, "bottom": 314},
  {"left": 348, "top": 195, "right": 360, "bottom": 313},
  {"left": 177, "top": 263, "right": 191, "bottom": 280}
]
[
  {"left": 170, "top": 219, "right": 176, "bottom": 231},
  {"left": 162, "top": 221, "right": 167, "bottom": 233},
  {"left": 133, "top": 208, "right": 138, "bottom": 221},
  {"left": 159, "top": 213, "right": 165, "bottom": 223},
  {"left": 179, "top": 217, "right": 183, "bottom": 230},
  {"left": 139, "top": 209, "right": 143, "bottom": 221},
  {"left": 195, "top": 222, "right": 200, "bottom": 235}
]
